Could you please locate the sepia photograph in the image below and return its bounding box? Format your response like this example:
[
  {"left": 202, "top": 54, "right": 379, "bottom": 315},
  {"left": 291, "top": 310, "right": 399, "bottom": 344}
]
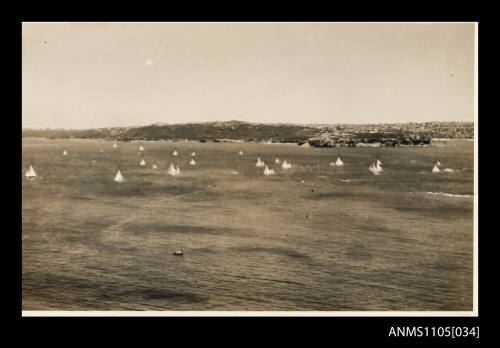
[{"left": 21, "top": 22, "right": 477, "bottom": 316}]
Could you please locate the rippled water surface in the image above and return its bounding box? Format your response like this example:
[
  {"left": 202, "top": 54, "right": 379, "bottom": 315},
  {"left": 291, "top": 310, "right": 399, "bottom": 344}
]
[{"left": 22, "top": 139, "right": 474, "bottom": 311}]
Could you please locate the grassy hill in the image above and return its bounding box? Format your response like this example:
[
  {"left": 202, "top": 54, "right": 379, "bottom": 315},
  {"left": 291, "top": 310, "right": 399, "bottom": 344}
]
[{"left": 22, "top": 121, "right": 474, "bottom": 146}]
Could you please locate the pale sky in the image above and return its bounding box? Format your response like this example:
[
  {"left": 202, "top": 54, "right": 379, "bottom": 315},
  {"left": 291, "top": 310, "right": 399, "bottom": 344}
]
[{"left": 22, "top": 22, "right": 475, "bottom": 129}]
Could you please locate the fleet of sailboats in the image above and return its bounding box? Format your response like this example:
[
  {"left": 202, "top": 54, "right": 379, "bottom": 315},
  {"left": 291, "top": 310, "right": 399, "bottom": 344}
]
[{"left": 24, "top": 140, "right": 459, "bottom": 188}]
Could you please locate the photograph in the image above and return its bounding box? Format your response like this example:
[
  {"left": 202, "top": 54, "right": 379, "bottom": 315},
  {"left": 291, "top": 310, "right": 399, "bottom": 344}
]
[{"left": 21, "top": 22, "right": 477, "bottom": 315}]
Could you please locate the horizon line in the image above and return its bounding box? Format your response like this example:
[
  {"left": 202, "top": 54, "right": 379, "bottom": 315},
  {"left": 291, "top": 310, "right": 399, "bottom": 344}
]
[{"left": 22, "top": 119, "right": 474, "bottom": 131}]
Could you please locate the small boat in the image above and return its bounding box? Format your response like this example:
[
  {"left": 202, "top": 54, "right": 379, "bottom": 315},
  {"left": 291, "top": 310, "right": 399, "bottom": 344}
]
[
  {"left": 25, "top": 165, "right": 37, "bottom": 179},
  {"left": 114, "top": 170, "right": 124, "bottom": 183},
  {"left": 173, "top": 250, "right": 183, "bottom": 256}
]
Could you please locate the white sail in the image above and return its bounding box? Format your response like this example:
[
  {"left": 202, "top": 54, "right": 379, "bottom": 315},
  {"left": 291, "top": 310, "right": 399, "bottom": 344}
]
[
  {"left": 263, "top": 166, "right": 274, "bottom": 175},
  {"left": 190, "top": 158, "right": 196, "bottom": 165},
  {"left": 239, "top": 150, "right": 243, "bottom": 156},
  {"left": 25, "top": 165, "right": 37, "bottom": 178},
  {"left": 173, "top": 150, "right": 178, "bottom": 156},
  {"left": 140, "top": 159, "right": 146, "bottom": 166},
  {"left": 114, "top": 170, "right": 124, "bottom": 182},
  {"left": 329, "top": 162, "right": 335, "bottom": 167},
  {"left": 443, "top": 168, "right": 454, "bottom": 173},
  {"left": 167, "top": 163, "right": 177, "bottom": 175},
  {"left": 275, "top": 158, "right": 280, "bottom": 164},
  {"left": 62, "top": 150, "right": 68, "bottom": 156},
  {"left": 376, "top": 159, "right": 382, "bottom": 167},
  {"left": 152, "top": 164, "right": 157, "bottom": 169},
  {"left": 112, "top": 142, "right": 118, "bottom": 148},
  {"left": 176, "top": 165, "right": 181, "bottom": 174},
  {"left": 256, "top": 157, "right": 265, "bottom": 167},
  {"left": 191, "top": 152, "right": 196, "bottom": 157},
  {"left": 139, "top": 146, "right": 145, "bottom": 151},
  {"left": 369, "top": 162, "right": 382, "bottom": 175},
  {"left": 432, "top": 164, "right": 441, "bottom": 173},
  {"left": 335, "top": 157, "right": 344, "bottom": 166},
  {"left": 436, "top": 160, "right": 441, "bottom": 166},
  {"left": 282, "top": 160, "right": 292, "bottom": 169}
]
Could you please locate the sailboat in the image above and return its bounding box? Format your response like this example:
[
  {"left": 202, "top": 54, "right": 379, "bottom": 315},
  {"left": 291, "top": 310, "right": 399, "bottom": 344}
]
[
  {"left": 239, "top": 150, "right": 243, "bottom": 156},
  {"left": 263, "top": 166, "right": 274, "bottom": 175},
  {"left": 191, "top": 152, "right": 196, "bottom": 157},
  {"left": 335, "top": 157, "right": 344, "bottom": 166},
  {"left": 112, "top": 142, "right": 118, "bottom": 148},
  {"left": 114, "top": 170, "right": 124, "bottom": 183},
  {"left": 139, "top": 145, "right": 145, "bottom": 152},
  {"left": 62, "top": 150, "right": 68, "bottom": 156},
  {"left": 152, "top": 164, "right": 158, "bottom": 169},
  {"left": 282, "top": 160, "right": 292, "bottom": 169},
  {"left": 190, "top": 158, "right": 196, "bottom": 165},
  {"left": 139, "top": 158, "right": 146, "bottom": 166},
  {"left": 167, "top": 162, "right": 177, "bottom": 175},
  {"left": 173, "top": 150, "right": 178, "bottom": 157},
  {"left": 25, "top": 165, "right": 37, "bottom": 178},
  {"left": 176, "top": 165, "right": 181, "bottom": 174},
  {"left": 369, "top": 159, "right": 383, "bottom": 175},
  {"left": 432, "top": 164, "right": 441, "bottom": 173},
  {"left": 275, "top": 158, "right": 280, "bottom": 164},
  {"left": 329, "top": 162, "right": 336, "bottom": 167},
  {"left": 256, "top": 157, "right": 265, "bottom": 167}
]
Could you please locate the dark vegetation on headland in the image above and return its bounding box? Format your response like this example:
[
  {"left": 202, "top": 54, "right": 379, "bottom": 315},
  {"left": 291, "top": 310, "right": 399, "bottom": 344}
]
[{"left": 22, "top": 120, "right": 474, "bottom": 147}]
